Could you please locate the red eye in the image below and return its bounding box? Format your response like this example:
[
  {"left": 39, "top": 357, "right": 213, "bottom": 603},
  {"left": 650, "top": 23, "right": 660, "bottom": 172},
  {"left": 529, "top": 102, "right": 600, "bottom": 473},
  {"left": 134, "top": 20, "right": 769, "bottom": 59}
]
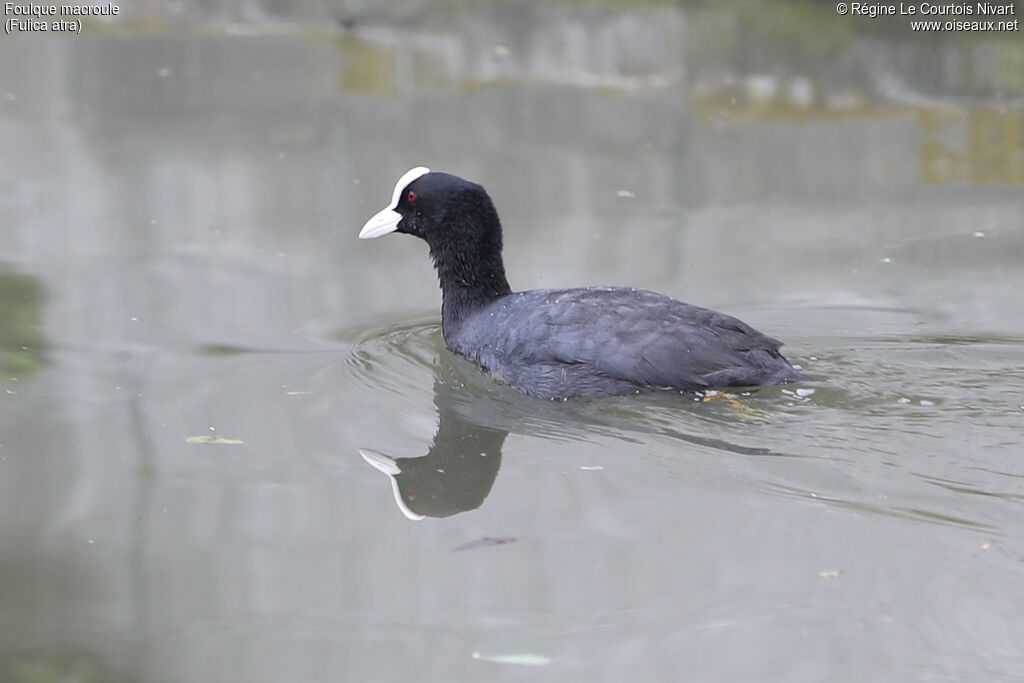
[{"left": 407, "top": 191, "right": 417, "bottom": 203}]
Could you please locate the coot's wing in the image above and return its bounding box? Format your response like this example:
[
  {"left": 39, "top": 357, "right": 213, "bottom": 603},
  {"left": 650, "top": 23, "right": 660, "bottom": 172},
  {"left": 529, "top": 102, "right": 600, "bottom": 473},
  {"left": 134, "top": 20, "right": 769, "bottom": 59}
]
[{"left": 494, "top": 288, "right": 788, "bottom": 391}]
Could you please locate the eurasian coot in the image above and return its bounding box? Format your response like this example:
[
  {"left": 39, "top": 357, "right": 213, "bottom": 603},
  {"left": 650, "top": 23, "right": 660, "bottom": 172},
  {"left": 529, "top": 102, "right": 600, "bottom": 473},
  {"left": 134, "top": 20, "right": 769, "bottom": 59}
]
[{"left": 359, "top": 167, "right": 809, "bottom": 399}]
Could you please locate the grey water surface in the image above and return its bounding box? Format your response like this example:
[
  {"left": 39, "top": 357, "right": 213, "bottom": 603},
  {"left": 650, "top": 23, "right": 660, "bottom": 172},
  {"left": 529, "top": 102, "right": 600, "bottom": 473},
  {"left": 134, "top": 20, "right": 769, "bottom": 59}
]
[{"left": 2, "top": 3, "right": 1023, "bottom": 681}]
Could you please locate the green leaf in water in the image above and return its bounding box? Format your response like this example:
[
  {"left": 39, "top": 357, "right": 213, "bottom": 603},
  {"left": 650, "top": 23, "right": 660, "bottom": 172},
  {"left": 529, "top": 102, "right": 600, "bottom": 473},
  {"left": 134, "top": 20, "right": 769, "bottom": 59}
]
[
  {"left": 185, "top": 435, "right": 245, "bottom": 445},
  {"left": 471, "top": 652, "right": 551, "bottom": 666}
]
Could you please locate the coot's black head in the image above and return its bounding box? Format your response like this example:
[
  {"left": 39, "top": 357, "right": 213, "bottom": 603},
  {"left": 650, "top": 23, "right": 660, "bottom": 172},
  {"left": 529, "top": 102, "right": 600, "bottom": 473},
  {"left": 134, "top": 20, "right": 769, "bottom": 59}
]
[
  {"left": 359, "top": 167, "right": 499, "bottom": 246},
  {"left": 359, "top": 168, "right": 512, "bottom": 308}
]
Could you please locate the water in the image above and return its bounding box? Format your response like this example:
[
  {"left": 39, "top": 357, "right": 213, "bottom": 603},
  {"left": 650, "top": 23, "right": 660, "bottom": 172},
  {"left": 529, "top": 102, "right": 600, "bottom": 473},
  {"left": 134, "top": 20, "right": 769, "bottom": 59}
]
[{"left": 2, "top": 3, "right": 1023, "bottom": 681}]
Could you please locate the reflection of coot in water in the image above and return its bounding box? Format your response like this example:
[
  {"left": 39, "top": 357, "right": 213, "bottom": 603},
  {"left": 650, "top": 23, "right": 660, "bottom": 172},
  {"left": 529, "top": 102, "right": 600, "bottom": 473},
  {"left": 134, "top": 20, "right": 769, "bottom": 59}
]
[
  {"left": 360, "top": 349, "right": 508, "bottom": 520},
  {"left": 361, "top": 419, "right": 505, "bottom": 520},
  {"left": 360, "top": 167, "right": 810, "bottom": 399}
]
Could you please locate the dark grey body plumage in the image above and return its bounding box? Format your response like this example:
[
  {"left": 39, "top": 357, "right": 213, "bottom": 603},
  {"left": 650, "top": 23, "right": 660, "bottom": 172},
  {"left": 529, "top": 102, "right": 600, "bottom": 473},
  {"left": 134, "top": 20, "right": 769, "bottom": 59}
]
[
  {"left": 362, "top": 170, "right": 810, "bottom": 399},
  {"left": 446, "top": 286, "right": 805, "bottom": 399}
]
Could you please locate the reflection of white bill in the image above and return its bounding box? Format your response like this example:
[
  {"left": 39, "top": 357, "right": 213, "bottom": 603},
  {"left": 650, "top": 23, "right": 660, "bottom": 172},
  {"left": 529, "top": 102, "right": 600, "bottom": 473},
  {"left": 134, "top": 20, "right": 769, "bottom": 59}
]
[{"left": 359, "top": 449, "right": 425, "bottom": 521}]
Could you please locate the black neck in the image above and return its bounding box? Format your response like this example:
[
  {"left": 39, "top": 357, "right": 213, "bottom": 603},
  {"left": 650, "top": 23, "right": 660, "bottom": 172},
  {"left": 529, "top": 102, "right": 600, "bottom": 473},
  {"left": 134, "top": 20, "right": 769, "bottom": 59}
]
[
  {"left": 421, "top": 185, "right": 513, "bottom": 337},
  {"left": 427, "top": 208, "right": 512, "bottom": 335},
  {"left": 435, "top": 251, "right": 512, "bottom": 335}
]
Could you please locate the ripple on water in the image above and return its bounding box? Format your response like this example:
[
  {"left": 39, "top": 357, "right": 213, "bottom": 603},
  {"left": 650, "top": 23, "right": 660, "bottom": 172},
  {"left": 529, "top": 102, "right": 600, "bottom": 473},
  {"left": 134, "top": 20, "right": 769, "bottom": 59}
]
[
  {"left": 343, "top": 318, "right": 444, "bottom": 404},
  {"left": 341, "top": 318, "right": 1022, "bottom": 474},
  {"left": 740, "top": 330, "right": 1024, "bottom": 533},
  {"left": 340, "top": 315, "right": 836, "bottom": 460}
]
